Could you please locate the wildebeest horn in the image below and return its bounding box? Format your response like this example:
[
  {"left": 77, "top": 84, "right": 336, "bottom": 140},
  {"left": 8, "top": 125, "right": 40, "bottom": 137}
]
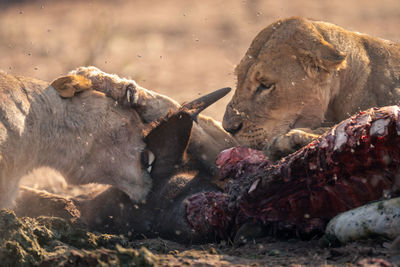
[{"left": 182, "top": 87, "right": 231, "bottom": 122}]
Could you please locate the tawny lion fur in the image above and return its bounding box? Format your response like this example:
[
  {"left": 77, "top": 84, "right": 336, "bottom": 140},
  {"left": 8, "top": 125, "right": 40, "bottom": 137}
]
[
  {"left": 0, "top": 71, "right": 154, "bottom": 208},
  {"left": 0, "top": 67, "right": 237, "bottom": 208},
  {"left": 223, "top": 17, "right": 400, "bottom": 160}
]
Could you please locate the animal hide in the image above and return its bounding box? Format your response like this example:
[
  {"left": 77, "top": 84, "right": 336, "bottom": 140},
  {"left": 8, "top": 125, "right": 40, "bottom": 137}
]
[{"left": 186, "top": 105, "right": 400, "bottom": 238}]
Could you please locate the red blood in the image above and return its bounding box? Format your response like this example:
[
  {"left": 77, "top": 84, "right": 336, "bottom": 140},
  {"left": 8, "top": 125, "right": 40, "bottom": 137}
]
[
  {"left": 186, "top": 106, "right": 400, "bottom": 238},
  {"left": 216, "top": 147, "right": 269, "bottom": 181},
  {"left": 185, "top": 192, "right": 231, "bottom": 237}
]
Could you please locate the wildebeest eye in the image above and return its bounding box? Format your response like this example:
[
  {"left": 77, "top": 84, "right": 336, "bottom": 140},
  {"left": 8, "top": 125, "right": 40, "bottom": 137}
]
[
  {"left": 256, "top": 82, "right": 275, "bottom": 94},
  {"left": 141, "top": 149, "right": 155, "bottom": 173}
]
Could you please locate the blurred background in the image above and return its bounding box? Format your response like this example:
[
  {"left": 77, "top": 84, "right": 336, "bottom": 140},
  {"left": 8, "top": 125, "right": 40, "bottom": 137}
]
[
  {"left": 1, "top": 0, "right": 399, "bottom": 194},
  {"left": 1, "top": 0, "right": 400, "bottom": 120}
]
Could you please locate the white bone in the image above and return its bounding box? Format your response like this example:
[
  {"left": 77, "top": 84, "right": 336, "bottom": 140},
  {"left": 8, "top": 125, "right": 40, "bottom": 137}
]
[
  {"left": 334, "top": 119, "right": 350, "bottom": 151},
  {"left": 370, "top": 118, "right": 390, "bottom": 136},
  {"left": 326, "top": 197, "right": 400, "bottom": 243}
]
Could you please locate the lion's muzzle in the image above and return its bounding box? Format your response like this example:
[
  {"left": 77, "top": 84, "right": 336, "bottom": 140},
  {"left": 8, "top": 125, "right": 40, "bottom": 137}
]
[{"left": 222, "top": 102, "right": 244, "bottom": 135}]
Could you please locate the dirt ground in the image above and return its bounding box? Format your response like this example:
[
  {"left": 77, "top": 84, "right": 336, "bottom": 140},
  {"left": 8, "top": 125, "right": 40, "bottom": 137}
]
[
  {"left": 1, "top": 0, "right": 400, "bottom": 266},
  {"left": 134, "top": 238, "right": 396, "bottom": 266},
  {"left": 0, "top": 207, "right": 397, "bottom": 266}
]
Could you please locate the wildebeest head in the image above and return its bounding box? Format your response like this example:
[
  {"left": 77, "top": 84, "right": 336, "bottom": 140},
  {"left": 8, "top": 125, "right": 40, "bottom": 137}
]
[{"left": 144, "top": 87, "right": 231, "bottom": 182}]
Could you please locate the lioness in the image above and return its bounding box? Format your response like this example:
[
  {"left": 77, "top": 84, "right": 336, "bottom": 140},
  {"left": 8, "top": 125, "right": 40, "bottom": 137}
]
[
  {"left": 1, "top": 68, "right": 236, "bottom": 209},
  {"left": 223, "top": 17, "right": 400, "bottom": 160},
  {"left": 0, "top": 71, "right": 152, "bottom": 208},
  {"left": 9, "top": 68, "right": 236, "bottom": 242}
]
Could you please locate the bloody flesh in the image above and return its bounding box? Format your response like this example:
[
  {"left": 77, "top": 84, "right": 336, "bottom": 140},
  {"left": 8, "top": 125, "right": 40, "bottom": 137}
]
[{"left": 186, "top": 106, "right": 400, "bottom": 237}]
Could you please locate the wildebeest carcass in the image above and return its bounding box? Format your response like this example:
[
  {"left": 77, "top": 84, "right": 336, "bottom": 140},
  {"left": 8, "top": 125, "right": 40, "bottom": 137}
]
[{"left": 185, "top": 105, "right": 400, "bottom": 240}]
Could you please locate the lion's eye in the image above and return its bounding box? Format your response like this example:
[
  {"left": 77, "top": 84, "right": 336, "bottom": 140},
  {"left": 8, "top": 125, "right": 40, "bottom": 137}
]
[{"left": 256, "top": 83, "right": 275, "bottom": 94}]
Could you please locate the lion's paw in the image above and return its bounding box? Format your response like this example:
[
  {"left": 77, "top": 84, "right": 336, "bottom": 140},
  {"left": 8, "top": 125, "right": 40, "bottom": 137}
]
[
  {"left": 51, "top": 75, "right": 92, "bottom": 98},
  {"left": 266, "top": 128, "right": 321, "bottom": 161}
]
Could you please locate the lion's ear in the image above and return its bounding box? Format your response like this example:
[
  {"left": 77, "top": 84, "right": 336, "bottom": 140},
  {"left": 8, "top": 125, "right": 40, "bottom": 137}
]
[
  {"left": 294, "top": 32, "right": 346, "bottom": 77},
  {"left": 51, "top": 75, "right": 92, "bottom": 98}
]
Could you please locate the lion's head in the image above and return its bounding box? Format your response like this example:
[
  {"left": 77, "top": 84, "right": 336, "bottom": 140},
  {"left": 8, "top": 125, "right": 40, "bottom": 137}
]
[{"left": 223, "top": 17, "right": 346, "bottom": 150}]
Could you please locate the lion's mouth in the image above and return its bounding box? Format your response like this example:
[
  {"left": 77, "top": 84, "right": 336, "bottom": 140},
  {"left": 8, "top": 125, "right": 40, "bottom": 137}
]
[
  {"left": 234, "top": 125, "right": 269, "bottom": 150},
  {"left": 232, "top": 122, "right": 243, "bottom": 134}
]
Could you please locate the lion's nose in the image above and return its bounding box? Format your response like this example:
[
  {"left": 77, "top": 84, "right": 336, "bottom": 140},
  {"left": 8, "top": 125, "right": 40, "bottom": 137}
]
[
  {"left": 223, "top": 105, "right": 243, "bottom": 135},
  {"left": 224, "top": 121, "right": 243, "bottom": 135}
]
